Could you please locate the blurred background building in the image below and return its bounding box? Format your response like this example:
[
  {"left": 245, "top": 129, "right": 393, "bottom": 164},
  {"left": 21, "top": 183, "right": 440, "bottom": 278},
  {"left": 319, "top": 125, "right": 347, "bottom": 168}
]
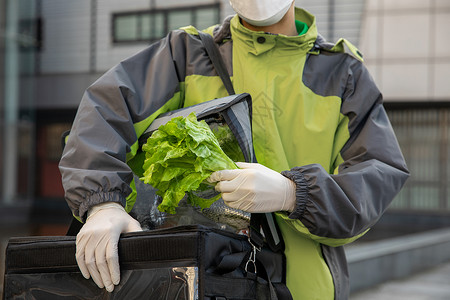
[{"left": 1, "top": 0, "right": 450, "bottom": 297}]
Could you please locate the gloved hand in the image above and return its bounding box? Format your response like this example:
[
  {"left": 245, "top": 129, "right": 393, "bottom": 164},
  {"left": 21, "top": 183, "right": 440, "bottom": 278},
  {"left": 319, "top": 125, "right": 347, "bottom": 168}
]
[
  {"left": 76, "top": 202, "right": 142, "bottom": 292},
  {"left": 208, "top": 162, "right": 296, "bottom": 213}
]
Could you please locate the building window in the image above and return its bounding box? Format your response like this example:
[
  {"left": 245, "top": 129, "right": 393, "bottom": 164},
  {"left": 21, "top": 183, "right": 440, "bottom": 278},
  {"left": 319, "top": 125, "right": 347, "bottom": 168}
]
[
  {"left": 112, "top": 3, "right": 220, "bottom": 44},
  {"left": 386, "top": 102, "right": 450, "bottom": 213}
]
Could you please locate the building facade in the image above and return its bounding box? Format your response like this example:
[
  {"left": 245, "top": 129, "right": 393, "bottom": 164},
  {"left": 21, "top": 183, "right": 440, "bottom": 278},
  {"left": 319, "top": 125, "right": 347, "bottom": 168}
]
[{"left": 359, "top": 0, "right": 450, "bottom": 213}]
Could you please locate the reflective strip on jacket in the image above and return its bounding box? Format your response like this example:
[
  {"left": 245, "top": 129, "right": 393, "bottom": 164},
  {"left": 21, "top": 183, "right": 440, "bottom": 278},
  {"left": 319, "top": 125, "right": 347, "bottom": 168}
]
[{"left": 59, "top": 7, "right": 409, "bottom": 300}]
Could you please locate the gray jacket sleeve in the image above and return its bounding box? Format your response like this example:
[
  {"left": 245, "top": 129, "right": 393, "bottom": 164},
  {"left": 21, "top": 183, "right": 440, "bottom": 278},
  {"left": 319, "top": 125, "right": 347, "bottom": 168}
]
[
  {"left": 59, "top": 32, "right": 186, "bottom": 221},
  {"left": 282, "top": 57, "right": 409, "bottom": 240}
]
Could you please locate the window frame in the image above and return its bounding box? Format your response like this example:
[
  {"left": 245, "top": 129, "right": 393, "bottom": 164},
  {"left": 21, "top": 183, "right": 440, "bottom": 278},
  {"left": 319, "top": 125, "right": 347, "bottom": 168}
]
[{"left": 111, "top": 3, "right": 221, "bottom": 44}]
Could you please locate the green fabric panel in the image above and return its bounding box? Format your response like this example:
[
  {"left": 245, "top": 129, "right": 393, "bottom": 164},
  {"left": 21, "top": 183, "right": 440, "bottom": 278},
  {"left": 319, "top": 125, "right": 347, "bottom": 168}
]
[
  {"left": 202, "top": 24, "right": 217, "bottom": 36},
  {"left": 73, "top": 214, "right": 82, "bottom": 223},
  {"left": 125, "top": 178, "right": 137, "bottom": 213},
  {"left": 275, "top": 214, "right": 334, "bottom": 299},
  {"left": 127, "top": 151, "right": 146, "bottom": 178},
  {"left": 330, "top": 38, "right": 364, "bottom": 62},
  {"left": 276, "top": 212, "right": 369, "bottom": 247},
  {"left": 180, "top": 25, "right": 198, "bottom": 35},
  {"left": 180, "top": 24, "right": 217, "bottom": 37},
  {"left": 183, "top": 75, "right": 229, "bottom": 107},
  {"left": 230, "top": 9, "right": 346, "bottom": 298}
]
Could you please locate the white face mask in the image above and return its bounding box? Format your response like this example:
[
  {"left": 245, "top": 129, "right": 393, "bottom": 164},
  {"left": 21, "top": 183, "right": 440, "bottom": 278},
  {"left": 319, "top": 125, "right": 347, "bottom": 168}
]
[{"left": 229, "top": 0, "right": 293, "bottom": 27}]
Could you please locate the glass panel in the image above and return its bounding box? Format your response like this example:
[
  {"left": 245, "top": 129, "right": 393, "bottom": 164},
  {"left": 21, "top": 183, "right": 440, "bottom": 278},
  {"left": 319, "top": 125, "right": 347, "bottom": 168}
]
[
  {"left": 115, "top": 15, "right": 138, "bottom": 41},
  {"left": 387, "top": 106, "right": 450, "bottom": 212},
  {"left": 19, "top": 52, "right": 35, "bottom": 75},
  {"left": 409, "top": 186, "right": 439, "bottom": 210},
  {"left": 5, "top": 267, "right": 199, "bottom": 299},
  {"left": 141, "top": 13, "right": 165, "bottom": 40},
  {"left": 409, "top": 143, "right": 439, "bottom": 181},
  {"left": 2, "top": 0, "right": 36, "bottom": 205},
  {"left": 195, "top": 7, "right": 219, "bottom": 30},
  {"left": 390, "top": 188, "right": 408, "bottom": 210},
  {"left": 168, "top": 10, "right": 192, "bottom": 32}
]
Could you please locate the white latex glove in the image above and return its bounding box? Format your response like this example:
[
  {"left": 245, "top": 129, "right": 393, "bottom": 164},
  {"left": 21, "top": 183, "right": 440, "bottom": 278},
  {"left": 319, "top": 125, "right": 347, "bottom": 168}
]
[
  {"left": 76, "top": 202, "right": 142, "bottom": 292},
  {"left": 208, "top": 162, "right": 296, "bottom": 213}
]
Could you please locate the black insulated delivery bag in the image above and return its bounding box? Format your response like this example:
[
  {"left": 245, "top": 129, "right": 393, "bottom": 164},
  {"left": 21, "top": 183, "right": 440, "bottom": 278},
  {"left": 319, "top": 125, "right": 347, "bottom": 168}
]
[{"left": 3, "top": 225, "right": 286, "bottom": 300}]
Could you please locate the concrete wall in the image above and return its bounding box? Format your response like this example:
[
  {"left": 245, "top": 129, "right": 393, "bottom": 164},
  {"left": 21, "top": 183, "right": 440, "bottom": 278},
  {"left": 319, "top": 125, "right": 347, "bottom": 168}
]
[
  {"left": 40, "top": 0, "right": 91, "bottom": 74},
  {"left": 359, "top": 0, "right": 450, "bottom": 101},
  {"left": 299, "top": 0, "right": 365, "bottom": 45}
]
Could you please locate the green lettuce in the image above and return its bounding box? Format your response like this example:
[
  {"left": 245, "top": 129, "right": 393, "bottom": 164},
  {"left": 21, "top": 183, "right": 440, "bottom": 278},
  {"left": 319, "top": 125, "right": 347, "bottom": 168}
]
[{"left": 141, "top": 112, "right": 238, "bottom": 214}]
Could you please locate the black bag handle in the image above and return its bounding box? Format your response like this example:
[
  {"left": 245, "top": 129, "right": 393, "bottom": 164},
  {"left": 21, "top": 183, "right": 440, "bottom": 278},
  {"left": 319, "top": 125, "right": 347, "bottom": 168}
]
[{"left": 198, "top": 31, "right": 235, "bottom": 96}]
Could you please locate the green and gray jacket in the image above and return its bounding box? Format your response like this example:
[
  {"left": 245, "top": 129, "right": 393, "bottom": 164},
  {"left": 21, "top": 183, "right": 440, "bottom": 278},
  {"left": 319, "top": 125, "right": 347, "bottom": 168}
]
[{"left": 59, "top": 8, "right": 409, "bottom": 300}]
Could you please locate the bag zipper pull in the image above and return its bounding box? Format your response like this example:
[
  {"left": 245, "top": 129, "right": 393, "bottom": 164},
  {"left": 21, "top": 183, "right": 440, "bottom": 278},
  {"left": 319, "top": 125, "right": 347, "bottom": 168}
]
[{"left": 245, "top": 236, "right": 260, "bottom": 274}]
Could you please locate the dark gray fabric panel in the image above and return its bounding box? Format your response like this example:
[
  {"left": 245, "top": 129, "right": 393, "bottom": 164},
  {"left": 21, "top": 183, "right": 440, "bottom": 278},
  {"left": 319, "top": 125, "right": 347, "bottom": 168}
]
[
  {"left": 214, "top": 15, "right": 234, "bottom": 77},
  {"left": 285, "top": 54, "right": 409, "bottom": 239},
  {"left": 303, "top": 51, "right": 349, "bottom": 98},
  {"left": 322, "top": 245, "right": 349, "bottom": 300}
]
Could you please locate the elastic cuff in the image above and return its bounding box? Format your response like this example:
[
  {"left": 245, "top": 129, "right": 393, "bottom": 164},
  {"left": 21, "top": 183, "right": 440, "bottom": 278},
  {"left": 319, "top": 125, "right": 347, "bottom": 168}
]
[
  {"left": 79, "top": 191, "right": 127, "bottom": 222},
  {"left": 281, "top": 169, "right": 309, "bottom": 220},
  {"left": 87, "top": 202, "right": 125, "bottom": 220}
]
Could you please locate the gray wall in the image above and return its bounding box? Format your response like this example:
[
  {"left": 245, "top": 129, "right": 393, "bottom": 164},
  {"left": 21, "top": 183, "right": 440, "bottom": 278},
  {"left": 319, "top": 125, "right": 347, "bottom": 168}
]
[
  {"left": 298, "top": 0, "right": 366, "bottom": 45},
  {"left": 360, "top": 0, "right": 450, "bottom": 101}
]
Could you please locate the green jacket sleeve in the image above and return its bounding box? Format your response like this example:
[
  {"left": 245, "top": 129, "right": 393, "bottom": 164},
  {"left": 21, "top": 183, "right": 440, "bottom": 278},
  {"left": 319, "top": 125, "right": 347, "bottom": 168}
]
[
  {"left": 59, "top": 31, "right": 187, "bottom": 221},
  {"left": 279, "top": 57, "right": 409, "bottom": 247}
]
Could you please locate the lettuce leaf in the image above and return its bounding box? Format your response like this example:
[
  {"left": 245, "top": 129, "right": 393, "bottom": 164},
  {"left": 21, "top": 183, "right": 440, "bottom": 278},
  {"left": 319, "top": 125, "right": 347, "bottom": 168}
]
[
  {"left": 211, "top": 124, "right": 246, "bottom": 163},
  {"left": 141, "top": 112, "right": 238, "bottom": 214}
]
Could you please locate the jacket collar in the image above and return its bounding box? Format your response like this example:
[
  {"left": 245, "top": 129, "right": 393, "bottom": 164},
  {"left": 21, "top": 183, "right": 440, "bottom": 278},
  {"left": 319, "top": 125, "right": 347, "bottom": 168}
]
[{"left": 214, "top": 7, "right": 318, "bottom": 55}]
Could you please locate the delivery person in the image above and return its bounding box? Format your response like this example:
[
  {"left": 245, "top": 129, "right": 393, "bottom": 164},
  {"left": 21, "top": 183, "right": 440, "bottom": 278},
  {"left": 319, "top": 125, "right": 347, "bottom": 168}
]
[{"left": 59, "top": 0, "right": 409, "bottom": 299}]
